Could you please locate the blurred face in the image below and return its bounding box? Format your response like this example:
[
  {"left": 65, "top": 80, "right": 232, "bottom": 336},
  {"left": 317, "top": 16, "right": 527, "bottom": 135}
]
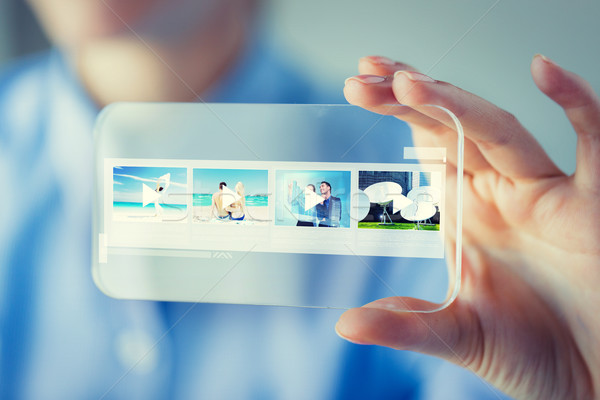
[
  {"left": 320, "top": 183, "right": 330, "bottom": 196},
  {"left": 27, "top": 0, "right": 221, "bottom": 48}
]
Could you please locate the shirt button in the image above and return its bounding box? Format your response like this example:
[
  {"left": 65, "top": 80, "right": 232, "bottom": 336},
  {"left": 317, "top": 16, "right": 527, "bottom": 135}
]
[{"left": 114, "top": 330, "right": 159, "bottom": 374}]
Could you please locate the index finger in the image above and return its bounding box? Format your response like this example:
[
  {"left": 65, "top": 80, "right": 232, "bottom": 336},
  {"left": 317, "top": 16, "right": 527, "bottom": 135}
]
[{"left": 392, "top": 71, "right": 563, "bottom": 181}]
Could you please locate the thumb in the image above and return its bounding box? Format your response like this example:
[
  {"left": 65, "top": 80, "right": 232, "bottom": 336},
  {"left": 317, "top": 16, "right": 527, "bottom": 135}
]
[{"left": 335, "top": 297, "right": 476, "bottom": 364}]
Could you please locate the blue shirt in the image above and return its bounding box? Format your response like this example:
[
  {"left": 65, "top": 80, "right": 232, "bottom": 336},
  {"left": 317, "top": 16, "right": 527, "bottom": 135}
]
[{"left": 0, "top": 39, "right": 511, "bottom": 399}]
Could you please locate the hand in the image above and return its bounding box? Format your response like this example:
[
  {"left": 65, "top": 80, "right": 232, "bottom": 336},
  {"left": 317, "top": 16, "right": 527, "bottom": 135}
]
[{"left": 337, "top": 55, "right": 600, "bottom": 399}]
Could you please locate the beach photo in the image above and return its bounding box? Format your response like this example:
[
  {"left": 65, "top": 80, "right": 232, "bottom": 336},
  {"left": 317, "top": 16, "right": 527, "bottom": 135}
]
[
  {"left": 113, "top": 166, "right": 188, "bottom": 222},
  {"left": 275, "top": 170, "right": 351, "bottom": 228},
  {"left": 358, "top": 170, "right": 441, "bottom": 230},
  {"left": 192, "top": 168, "right": 269, "bottom": 225}
]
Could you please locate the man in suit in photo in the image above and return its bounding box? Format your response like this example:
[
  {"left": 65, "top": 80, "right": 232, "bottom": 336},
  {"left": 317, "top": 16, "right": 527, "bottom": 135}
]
[{"left": 316, "top": 181, "right": 341, "bottom": 227}]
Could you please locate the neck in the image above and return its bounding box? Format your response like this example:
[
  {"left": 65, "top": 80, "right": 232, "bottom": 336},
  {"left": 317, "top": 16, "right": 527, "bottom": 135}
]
[
  {"left": 71, "top": 3, "right": 251, "bottom": 107},
  {"left": 323, "top": 193, "right": 331, "bottom": 200}
]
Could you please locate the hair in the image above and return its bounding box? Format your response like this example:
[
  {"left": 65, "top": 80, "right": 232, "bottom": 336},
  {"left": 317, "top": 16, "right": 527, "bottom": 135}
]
[
  {"left": 235, "top": 181, "right": 245, "bottom": 196},
  {"left": 307, "top": 184, "right": 316, "bottom": 192},
  {"left": 321, "top": 181, "right": 331, "bottom": 190},
  {"left": 219, "top": 182, "right": 227, "bottom": 190}
]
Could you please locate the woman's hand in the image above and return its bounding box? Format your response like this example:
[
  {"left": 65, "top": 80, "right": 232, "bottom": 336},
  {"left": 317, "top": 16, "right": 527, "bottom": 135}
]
[{"left": 336, "top": 55, "right": 600, "bottom": 399}]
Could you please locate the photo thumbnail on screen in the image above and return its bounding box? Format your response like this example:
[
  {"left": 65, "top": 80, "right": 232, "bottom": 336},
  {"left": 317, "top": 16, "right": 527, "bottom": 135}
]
[
  {"left": 112, "top": 166, "right": 188, "bottom": 222},
  {"left": 358, "top": 170, "right": 441, "bottom": 230},
  {"left": 193, "top": 168, "right": 269, "bottom": 225},
  {"left": 275, "top": 170, "right": 351, "bottom": 228}
]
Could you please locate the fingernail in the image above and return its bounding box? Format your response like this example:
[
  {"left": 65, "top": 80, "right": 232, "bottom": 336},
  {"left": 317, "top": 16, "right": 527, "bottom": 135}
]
[
  {"left": 335, "top": 324, "right": 373, "bottom": 345},
  {"left": 394, "top": 70, "right": 436, "bottom": 83},
  {"left": 345, "top": 75, "right": 386, "bottom": 86},
  {"left": 534, "top": 53, "right": 557, "bottom": 66},
  {"left": 363, "top": 301, "right": 402, "bottom": 311},
  {"left": 363, "top": 55, "right": 398, "bottom": 66}
]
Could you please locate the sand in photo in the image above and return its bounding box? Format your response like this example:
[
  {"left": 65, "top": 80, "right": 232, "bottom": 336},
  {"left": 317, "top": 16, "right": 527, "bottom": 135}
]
[{"left": 193, "top": 206, "right": 269, "bottom": 225}]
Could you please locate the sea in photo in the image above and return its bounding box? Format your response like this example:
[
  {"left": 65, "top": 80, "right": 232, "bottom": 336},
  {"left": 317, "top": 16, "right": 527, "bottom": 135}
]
[
  {"left": 193, "top": 194, "right": 268, "bottom": 207},
  {"left": 113, "top": 166, "right": 188, "bottom": 222},
  {"left": 193, "top": 168, "right": 269, "bottom": 225}
]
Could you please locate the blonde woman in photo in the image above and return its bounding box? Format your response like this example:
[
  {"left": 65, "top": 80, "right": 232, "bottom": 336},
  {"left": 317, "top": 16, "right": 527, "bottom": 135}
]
[{"left": 227, "top": 181, "right": 248, "bottom": 221}]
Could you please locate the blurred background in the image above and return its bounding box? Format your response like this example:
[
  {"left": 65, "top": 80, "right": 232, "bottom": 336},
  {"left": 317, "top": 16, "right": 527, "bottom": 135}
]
[
  {"left": 1, "top": 0, "right": 598, "bottom": 173},
  {"left": 0, "top": 2, "right": 597, "bottom": 398}
]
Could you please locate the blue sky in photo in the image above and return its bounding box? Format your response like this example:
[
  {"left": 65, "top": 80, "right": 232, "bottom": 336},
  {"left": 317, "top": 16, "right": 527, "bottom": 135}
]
[
  {"left": 193, "top": 168, "right": 268, "bottom": 195},
  {"left": 275, "top": 170, "right": 351, "bottom": 227},
  {"left": 113, "top": 166, "right": 187, "bottom": 203}
]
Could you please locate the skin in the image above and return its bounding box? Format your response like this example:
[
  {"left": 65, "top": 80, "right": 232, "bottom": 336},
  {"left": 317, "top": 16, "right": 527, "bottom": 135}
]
[
  {"left": 211, "top": 185, "right": 229, "bottom": 218},
  {"left": 337, "top": 55, "right": 600, "bottom": 399},
  {"left": 320, "top": 182, "right": 331, "bottom": 200},
  {"left": 226, "top": 182, "right": 247, "bottom": 219},
  {"left": 24, "top": 2, "right": 600, "bottom": 397},
  {"left": 26, "top": 0, "right": 255, "bottom": 106}
]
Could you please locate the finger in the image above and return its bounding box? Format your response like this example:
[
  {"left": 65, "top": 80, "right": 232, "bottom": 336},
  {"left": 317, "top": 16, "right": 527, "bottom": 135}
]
[
  {"left": 531, "top": 54, "right": 600, "bottom": 189},
  {"left": 392, "top": 71, "right": 564, "bottom": 180},
  {"left": 357, "top": 55, "right": 417, "bottom": 77},
  {"left": 344, "top": 75, "right": 441, "bottom": 126},
  {"left": 411, "top": 123, "right": 492, "bottom": 173},
  {"left": 335, "top": 297, "right": 476, "bottom": 365},
  {"left": 344, "top": 75, "right": 492, "bottom": 173},
  {"left": 349, "top": 56, "right": 434, "bottom": 128}
]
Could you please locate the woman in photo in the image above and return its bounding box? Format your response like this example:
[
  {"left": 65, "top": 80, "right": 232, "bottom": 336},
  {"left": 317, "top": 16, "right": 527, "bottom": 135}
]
[
  {"left": 287, "top": 181, "right": 319, "bottom": 227},
  {"left": 227, "top": 181, "right": 248, "bottom": 221}
]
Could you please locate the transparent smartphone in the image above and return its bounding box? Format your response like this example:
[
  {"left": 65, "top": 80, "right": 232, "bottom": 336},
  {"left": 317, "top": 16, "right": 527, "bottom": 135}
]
[{"left": 93, "top": 103, "right": 463, "bottom": 312}]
